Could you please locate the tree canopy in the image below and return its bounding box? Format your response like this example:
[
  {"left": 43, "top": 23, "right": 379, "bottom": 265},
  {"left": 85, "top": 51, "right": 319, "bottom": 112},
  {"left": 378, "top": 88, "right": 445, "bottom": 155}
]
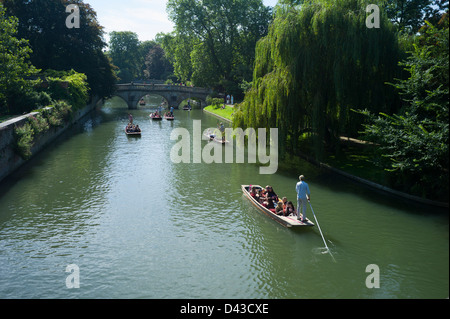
[
  {"left": 2, "top": 0, "right": 117, "bottom": 98},
  {"left": 233, "top": 0, "right": 402, "bottom": 159},
  {"left": 0, "top": 3, "right": 39, "bottom": 114},
  {"left": 164, "top": 0, "right": 273, "bottom": 97},
  {"left": 385, "top": 0, "right": 449, "bottom": 33},
  {"left": 357, "top": 18, "right": 449, "bottom": 200},
  {"left": 107, "top": 32, "right": 174, "bottom": 83},
  {"left": 108, "top": 31, "right": 141, "bottom": 83}
]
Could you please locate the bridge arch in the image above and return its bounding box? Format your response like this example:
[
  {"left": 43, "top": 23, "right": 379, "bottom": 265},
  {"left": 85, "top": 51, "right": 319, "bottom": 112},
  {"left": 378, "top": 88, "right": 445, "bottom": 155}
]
[
  {"left": 136, "top": 93, "right": 169, "bottom": 108},
  {"left": 113, "top": 83, "right": 213, "bottom": 110}
]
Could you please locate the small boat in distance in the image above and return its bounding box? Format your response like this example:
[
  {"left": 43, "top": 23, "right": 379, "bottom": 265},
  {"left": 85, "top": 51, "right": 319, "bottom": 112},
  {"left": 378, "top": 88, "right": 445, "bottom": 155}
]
[
  {"left": 204, "top": 131, "right": 229, "bottom": 144},
  {"left": 150, "top": 113, "right": 163, "bottom": 121},
  {"left": 164, "top": 113, "right": 175, "bottom": 121},
  {"left": 241, "top": 185, "right": 314, "bottom": 228},
  {"left": 125, "top": 126, "right": 142, "bottom": 136}
]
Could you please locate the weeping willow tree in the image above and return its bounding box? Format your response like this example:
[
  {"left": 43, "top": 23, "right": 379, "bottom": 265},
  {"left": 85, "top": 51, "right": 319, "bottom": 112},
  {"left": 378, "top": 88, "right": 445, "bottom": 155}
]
[{"left": 233, "top": 0, "right": 403, "bottom": 160}]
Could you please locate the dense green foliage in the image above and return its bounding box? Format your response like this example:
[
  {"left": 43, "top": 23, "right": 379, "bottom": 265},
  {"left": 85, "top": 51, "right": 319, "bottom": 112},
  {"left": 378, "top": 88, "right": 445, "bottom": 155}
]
[
  {"left": 357, "top": 20, "right": 449, "bottom": 200},
  {"left": 163, "top": 0, "right": 273, "bottom": 98},
  {"left": 2, "top": 0, "right": 117, "bottom": 98},
  {"left": 108, "top": 32, "right": 174, "bottom": 83},
  {"left": 234, "top": 0, "right": 402, "bottom": 159},
  {"left": 108, "top": 31, "right": 141, "bottom": 83},
  {"left": 39, "top": 70, "right": 89, "bottom": 110},
  {"left": 385, "top": 0, "right": 449, "bottom": 33},
  {"left": 280, "top": 0, "right": 449, "bottom": 33},
  {"left": 14, "top": 100, "right": 74, "bottom": 159},
  {"left": 0, "top": 4, "right": 41, "bottom": 114},
  {"left": 143, "top": 43, "right": 174, "bottom": 81}
]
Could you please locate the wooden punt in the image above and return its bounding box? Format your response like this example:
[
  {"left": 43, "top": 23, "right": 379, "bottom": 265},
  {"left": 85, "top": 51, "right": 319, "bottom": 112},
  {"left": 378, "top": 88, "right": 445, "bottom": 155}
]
[
  {"left": 150, "top": 113, "right": 163, "bottom": 121},
  {"left": 125, "top": 127, "right": 142, "bottom": 136},
  {"left": 204, "top": 133, "right": 229, "bottom": 144},
  {"left": 241, "top": 185, "right": 314, "bottom": 228}
]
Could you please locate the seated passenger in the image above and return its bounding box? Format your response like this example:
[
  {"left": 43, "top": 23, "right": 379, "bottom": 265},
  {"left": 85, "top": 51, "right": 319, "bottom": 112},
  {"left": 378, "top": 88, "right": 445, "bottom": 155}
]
[
  {"left": 135, "top": 125, "right": 141, "bottom": 132},
  {"left": 285, "top": 201, "right": 296, "bottom": 217},
  {"left": 260, "top": 188, "right": 266, "bottom": 199},
  {"left": 256, "top": 189, "right": 265, "bottom": 204},
  {"left": 250, "top": 186, "right": 257, "bottom": 198},
  {"left": 275, "top": 201, "right": 284, "bottom": 215},
  {"left": 281, "top": 197, "right": 287, "bottom": 210},
  {"left": 265, "top": 185, "right": 278, "bottom": 202}
]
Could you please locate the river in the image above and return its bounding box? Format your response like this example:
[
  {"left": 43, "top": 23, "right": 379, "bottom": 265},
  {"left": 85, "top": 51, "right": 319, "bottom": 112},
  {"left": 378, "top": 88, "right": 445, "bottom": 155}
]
[{"left": 0, "top": 97, "right": 448, "bottom": 299}]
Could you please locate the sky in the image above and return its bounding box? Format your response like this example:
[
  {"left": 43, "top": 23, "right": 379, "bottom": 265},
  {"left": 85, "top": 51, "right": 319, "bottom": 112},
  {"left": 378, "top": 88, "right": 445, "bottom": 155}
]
[{"left": 86, "top": 0, "right": 279, "bottom": 44}]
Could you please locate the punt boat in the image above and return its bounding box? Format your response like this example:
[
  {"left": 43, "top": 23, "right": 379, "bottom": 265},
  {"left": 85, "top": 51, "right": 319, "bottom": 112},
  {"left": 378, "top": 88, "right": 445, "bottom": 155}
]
[
  {"left": 150, "top": 113, "right": 163, "bottom": 121},
  {"left": 125, "top": 126, "right": 142, "bottom": 136},
  {"left": 204, "top": 131, "right": 229, "bottom": 144},
  {"left": 241, "top": 185, "right": 314, "bottom": 228},
  {"left": 164, "top": 114, "right": 175, "bottom": 121}
]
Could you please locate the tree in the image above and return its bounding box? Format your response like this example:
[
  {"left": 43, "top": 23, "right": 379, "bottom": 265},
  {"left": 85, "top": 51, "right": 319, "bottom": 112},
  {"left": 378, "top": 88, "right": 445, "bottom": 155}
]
[
  {"left": 166, "top": 0, "right": 272, "bottom": 96},
  {"left": 384, "top": 0, "right": 449, "bottom": 33},
  {"left": 160, "top": 32, "right": 195, "bottom": 83},
  {"left": 385, "top": 0, "right": 432, "bottom": 33},
  {"left": 2, "top": 0, "right": 117, "bottom": 98},
  {"left": 0, "top": 3, "right": 40, "bottom": 114},
  {"left": 144, "top": 44, "right": 173, "bottom": 81},
  {"left": 233, "top": 0, "right": 402, "bottom": 159},
  {"left": 108, "top": 31, "right": 141, "bottom": 83},
  {"left": 357, "top": 19, "right": 449, "bottom": 201},
  {"left": 423, "top": 0, "right": 449, "bottom": 26}
]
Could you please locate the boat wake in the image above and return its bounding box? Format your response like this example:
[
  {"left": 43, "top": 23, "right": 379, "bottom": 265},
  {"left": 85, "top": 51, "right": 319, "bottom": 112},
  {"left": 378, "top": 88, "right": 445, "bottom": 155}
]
[{"left": 312, "top": 247, "right": 330, "bottom": 255}]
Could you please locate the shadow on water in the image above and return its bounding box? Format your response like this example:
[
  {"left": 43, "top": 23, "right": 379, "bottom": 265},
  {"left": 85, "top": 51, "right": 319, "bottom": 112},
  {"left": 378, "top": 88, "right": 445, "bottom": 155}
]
[{"left": 0, "top": 110, "right": 104, "bottom": 200}]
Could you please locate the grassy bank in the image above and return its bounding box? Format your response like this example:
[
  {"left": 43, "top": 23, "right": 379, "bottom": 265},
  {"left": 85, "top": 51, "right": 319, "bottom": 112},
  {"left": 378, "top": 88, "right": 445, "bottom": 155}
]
[{"left": 203, "top": 105, "right": 234, "bottom": 122}]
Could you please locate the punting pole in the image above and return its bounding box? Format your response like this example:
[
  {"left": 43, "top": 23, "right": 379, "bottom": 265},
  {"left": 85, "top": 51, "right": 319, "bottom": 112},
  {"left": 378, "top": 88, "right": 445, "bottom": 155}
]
[{"left": 309, "top": 201, "right": 336, "bottom": 263}]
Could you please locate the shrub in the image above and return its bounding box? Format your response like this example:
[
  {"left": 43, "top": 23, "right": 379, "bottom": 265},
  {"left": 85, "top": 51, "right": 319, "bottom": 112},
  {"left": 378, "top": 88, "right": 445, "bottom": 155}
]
[
  {"left": 54, "top": 100, "right": 73, "bottom": 122},
  {"left": 28, "top": 114, "right": 49, "bottom": 134},
  {"left": 206, "top": 97, "right": 223, "bottom": 109},
  {"left": 14, "top": 123, "right": 34, "bottom": 159}
]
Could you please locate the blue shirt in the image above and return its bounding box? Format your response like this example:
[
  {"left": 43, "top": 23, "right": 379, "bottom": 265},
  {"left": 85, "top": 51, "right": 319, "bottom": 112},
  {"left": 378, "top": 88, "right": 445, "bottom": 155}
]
[{"left": 296, "top": 181, "right": 310, "bottom": 199}]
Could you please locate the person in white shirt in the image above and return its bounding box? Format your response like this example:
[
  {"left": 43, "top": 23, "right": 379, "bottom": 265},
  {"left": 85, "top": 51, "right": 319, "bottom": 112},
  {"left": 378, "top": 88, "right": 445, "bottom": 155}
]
[{"left": 296, "top": 175, "right": 311, "bottom": 222}]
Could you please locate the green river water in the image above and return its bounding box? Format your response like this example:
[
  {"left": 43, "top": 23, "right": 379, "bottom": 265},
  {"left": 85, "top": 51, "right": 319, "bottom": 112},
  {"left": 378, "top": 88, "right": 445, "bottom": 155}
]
[{"left": 0, "top": 97, "right": 448, "bottom": 299}]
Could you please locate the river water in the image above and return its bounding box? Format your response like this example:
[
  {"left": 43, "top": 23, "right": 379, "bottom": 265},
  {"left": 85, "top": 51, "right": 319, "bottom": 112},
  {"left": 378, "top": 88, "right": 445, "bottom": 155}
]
[{"left": 0, "top": 97, "right": 448, "bottom": 299}]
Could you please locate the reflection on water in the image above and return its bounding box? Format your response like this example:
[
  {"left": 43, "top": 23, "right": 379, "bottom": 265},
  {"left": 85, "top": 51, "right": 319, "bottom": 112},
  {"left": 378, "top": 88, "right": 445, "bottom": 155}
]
[{"left": 0, "top": 101, "right": 448, "bottom": 299}]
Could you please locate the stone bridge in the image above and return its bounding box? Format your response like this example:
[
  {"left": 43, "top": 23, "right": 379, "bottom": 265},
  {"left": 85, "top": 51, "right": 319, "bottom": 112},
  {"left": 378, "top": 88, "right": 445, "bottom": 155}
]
[{"left": 114, "top": 83, "right": 213, "bottom": 109}]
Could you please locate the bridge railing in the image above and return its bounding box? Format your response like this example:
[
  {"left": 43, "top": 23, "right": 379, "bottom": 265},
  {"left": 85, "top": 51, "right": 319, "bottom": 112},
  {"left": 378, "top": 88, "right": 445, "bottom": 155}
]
[{"left": 116, "top": 83, "right": 211, "bottom": 94}]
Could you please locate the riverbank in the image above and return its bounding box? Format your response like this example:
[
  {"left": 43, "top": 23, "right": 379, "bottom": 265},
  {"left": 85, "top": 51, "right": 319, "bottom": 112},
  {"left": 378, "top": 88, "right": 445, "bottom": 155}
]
[
  {"left": 203, "top": 106, "right": 449, "bottom": 208},
  {"left": 203, "top": 105, "right": 234, "bottom": 122},
  {"left": 0, "top": 97, "right": 100, "bottom": 184}
]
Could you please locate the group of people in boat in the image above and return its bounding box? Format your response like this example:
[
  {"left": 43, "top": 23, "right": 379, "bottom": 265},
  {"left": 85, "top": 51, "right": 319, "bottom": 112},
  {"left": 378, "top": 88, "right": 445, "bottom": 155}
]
[
  {"left": 126, "top": 113, "right": 141, "bottom": 133},
  {"left": 249, "top": 185, "right": 297, "bottom": 217},
  {"left": 150, "top": 111, "right": 161, "bottom": 118},
  {"left": 165, "top": 106, "right": 175, "bottom": 118},
  {"left": 126, "top": 123, "right": 141, "bottom": 133}
]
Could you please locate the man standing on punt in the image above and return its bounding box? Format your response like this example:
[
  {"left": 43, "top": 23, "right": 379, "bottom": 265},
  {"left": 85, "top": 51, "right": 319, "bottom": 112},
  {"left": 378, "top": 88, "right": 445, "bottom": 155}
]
[{"left": 296, "top": 175, "right": 311, "bottom": 222}]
